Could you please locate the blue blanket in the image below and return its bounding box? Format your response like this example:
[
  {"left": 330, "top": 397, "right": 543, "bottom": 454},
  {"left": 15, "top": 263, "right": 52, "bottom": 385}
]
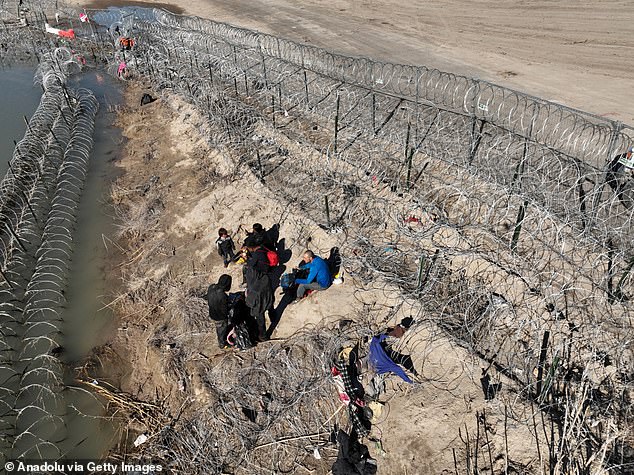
[{"left": 368, "top": 334, "right": 413, "bottom": 384}]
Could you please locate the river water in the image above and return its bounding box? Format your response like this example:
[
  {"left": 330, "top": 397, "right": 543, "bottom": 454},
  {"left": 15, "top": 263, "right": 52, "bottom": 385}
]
[
  {"left": 61, "top": 70, "right": 124, "bottom": 459},
  {"left": 0, "top": 67, "right": 123, "bottom": 460},
  {"left": 0, "top": 67, "right": 42, "bottom": 175}
]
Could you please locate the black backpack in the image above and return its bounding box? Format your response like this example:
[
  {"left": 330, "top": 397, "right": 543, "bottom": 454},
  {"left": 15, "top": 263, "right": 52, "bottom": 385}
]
[{"left": 227, "top": 293, "right": 254, "bottom": 350}]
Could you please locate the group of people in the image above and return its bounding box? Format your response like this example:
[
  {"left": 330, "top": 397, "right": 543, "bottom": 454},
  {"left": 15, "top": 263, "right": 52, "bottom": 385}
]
[{"left": 207, "top": 223, "right": 334, "bottom": 349}]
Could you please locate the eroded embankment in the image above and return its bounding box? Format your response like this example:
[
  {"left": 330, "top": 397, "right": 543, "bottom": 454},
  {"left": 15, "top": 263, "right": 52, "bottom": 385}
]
[{"left": 90, "top": 79, "right": 558, "bottom": 475}]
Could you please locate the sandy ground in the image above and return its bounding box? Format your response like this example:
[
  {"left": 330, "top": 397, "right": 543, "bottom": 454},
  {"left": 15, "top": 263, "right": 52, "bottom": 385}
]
[
  {"left": 63, "top": 1, "right": 633, "bottom": 472},
  {"left": 75, "top": 0, "right": 634, "bottom": 125},
  {"left": 96, "top": 81, "right": 544, "bottom": 474}
]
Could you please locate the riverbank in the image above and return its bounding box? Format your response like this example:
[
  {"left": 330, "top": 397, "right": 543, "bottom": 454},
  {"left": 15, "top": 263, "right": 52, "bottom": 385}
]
[
  {"left": 93, "top": 77, "right": 545, "bottom": 473},
  {"left": 59, "top": 0, "right": 634, "bottom": 471}
]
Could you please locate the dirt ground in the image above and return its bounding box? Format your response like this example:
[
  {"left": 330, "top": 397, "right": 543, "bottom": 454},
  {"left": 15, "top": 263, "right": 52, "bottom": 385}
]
[
  {"left": 76, "top": 0, "right": 634, "bottom": 125},
  {"left": 61, "top": 0, "right": 632, "bottom": 472},
  {"left": 100, "top": 80, "right": 542, "bottom": 474}
]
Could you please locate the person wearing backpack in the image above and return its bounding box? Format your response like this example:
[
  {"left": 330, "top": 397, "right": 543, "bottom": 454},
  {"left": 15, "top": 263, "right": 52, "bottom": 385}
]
[
  {"left": 249, "top": 222, "right": 275, "bottom": 250},
  {"left": 243, "top": 235, "right": 274, "bottom": 341},
  {"left": 243, "top": 235, "right": 270, "bottom": 274},
  {"left": 294, "top": 250, "right": 333, "bottom": 301},
  {"left": 216, "top": 227, "right": 236, "bottom": 268},
  {"left": 206, "top": 274, "right": 233, "bottom": 348},
  {"left": 245, "top": 223, "right": 280, "bottom": 267}
]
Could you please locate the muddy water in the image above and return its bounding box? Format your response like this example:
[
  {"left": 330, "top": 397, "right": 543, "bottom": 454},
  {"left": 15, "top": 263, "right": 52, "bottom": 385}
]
[
  {"left": 0, "top": 67, "right": 41, "bottom": 174},
  {"left": 60, "top": 70, "right": 124, "bottom": 458},
  {"left": 0, "top": 68, "right": 124, "bottom": 459},
  {"left": 84, "top": 0, "right": 184, "bottom": 14}
]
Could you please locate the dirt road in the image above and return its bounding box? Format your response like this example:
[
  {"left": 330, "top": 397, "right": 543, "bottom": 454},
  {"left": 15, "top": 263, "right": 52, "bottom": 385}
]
[{"left": 78, "top": 0, "right": 634, "bottom": 125}]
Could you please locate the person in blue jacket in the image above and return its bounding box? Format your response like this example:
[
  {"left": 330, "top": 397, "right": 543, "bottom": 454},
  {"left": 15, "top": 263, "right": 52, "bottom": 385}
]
[{"left": 294, "top": 250, "right": 332, "bottom": 300}]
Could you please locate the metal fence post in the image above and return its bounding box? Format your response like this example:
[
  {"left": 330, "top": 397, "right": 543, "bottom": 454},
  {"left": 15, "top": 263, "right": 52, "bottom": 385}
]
[
  {"left": 324, "top": 195, "right": 331, "bottom": 228},
  {"left": 303, "top": 70, "right": 309, "bottom": 106},
  {"left": 259, "top": 41, "right": 268, "bottom": 88},
  {"left": 510, "top": 200, "right": 529, "bottom": 252},
  {"left": 372, "top": 93, "right": 376, "bottom": 135},
  {"left": 591, "top": 121, "right": 624, "bottom": 220},
  {"left": 467, "top": 79, "right": 480, "bottom": 165},
  {"left": 334, "top": 92, "right": 340, "bottom": 153}
]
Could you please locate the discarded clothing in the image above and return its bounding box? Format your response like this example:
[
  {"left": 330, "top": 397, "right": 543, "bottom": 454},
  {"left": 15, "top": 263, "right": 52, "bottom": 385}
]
[
  {"left": 45, "top": 23, "right": 75, "bottom": 39},
  {"left": 333, "top": 349, "right": 370, "bottom": 437},
  {"left": 366, "top": 373, "right": 387, "bottom": 400},
  {"left": 119, "top": 37, "right": 135, "bottom": 50},
  {"left": 348, "top": 404, "right": 370, "bottom": 438},
  {"left": 140, "top": 93, "right": 156, "bottom": 106},
  {"left": 339, "top": 347, "right": 353, "bottom": 361},
  {"left": 331, "top": 367, "right": 351, "bottom": 405},
  {"left": 332, "top": 429, "right": 377, "bottom": 475},
  {"left": 367, "top": 401, "right": 384, "bottom": 424},
  {"left": 368, "top": 334, "right": 413, "bottom": 384},
  {"left": 334, "top": 356, "right": 363, "bottom": 402}
]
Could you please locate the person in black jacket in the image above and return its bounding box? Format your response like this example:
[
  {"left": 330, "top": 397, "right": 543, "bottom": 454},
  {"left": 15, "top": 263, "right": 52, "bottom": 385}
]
[
  {"left": 206, "top": 274, "right": 232, "bottom": 348},
  {"left": 606, "top": 146, "right": 634, "bottom": 206},
  {"left": 243, "top": 236, "right": 273, "bottom": 341},
  {"left": 243, "top": 235, "right": 270, "bottom": 272},
  {"left": 240, "top": 234, "right": 271, "bottom": 284},
  {"left": 248, "top": 222, "right": 276, "bottom": 250}
]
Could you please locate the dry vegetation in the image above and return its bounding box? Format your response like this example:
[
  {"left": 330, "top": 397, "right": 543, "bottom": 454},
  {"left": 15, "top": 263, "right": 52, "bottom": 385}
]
[
  {"left": 34, "top": 6, "right": 631, "bottom": 474},
  {"left": 86, "top": 78, "right": 634, "bottom": 474},
  {"left": 0, "top": 2, "right": 631, "bottom": 472}
]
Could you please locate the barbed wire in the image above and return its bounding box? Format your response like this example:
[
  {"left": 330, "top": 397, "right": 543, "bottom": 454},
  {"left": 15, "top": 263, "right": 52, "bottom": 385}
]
[
  {"left": 0, "top": 5, "right": 632, "bottom": 472},
  {"left": 98, "top": 7, "right": 633, "bottom": 472},
  {"left": 120, "top": 312, "right": 383, "bottom": 474},
  {"left": 0, "top": 17, "right": 100, "bottom": 462}
]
